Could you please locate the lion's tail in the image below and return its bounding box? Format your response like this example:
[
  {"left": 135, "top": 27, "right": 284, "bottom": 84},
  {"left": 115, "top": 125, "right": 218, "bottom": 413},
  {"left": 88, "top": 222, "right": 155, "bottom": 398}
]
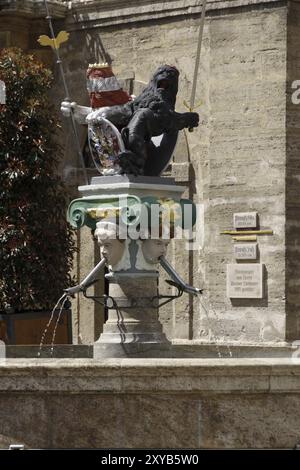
[{"left": 121, "top": 127, "right": 129, "bottom": 147}]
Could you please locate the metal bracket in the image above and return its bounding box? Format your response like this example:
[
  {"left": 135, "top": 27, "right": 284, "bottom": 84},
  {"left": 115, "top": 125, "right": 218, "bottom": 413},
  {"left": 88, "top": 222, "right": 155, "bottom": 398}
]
[
  {"left": 152, "top": 280, "right": 184, "bottom": 308},
  {"left": 83, "top": 279, "right": 184, "bottom": 309}
]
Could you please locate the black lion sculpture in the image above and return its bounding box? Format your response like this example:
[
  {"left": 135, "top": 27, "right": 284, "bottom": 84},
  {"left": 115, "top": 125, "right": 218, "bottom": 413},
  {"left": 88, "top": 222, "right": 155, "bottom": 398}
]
[{"left": 101, "top": 65, "right": 199, "bottom": 175}]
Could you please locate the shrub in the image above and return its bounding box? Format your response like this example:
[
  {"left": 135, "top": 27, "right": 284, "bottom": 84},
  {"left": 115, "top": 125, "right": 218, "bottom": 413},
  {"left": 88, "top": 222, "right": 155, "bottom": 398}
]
[{"left": 0, "top": 48, "right": 75, "bottom": 311}]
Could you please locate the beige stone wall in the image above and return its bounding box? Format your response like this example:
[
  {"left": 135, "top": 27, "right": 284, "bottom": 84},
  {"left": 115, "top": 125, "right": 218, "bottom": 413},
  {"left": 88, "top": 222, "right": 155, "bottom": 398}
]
[
  {"left": 286, "top": 0, "right": 300, "bottom": 340},
  {"left": 1, "top": 0, "right": 299, "bottom": 344},
  {"left": 203, "top": 6, "right": 287, "bottom": 343}
]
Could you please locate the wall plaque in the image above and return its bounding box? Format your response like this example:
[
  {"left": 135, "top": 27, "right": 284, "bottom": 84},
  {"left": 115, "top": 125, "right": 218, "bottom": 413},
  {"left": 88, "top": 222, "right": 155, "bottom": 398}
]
[
  {"left": 233, "top": 212, "right": 257, "bottom": 229},
  {"left": 227, "top": 263, "right": 264, "bottom": 298},
  {"left": 234, "top": 243, "right": 257, "bottom": 260}
]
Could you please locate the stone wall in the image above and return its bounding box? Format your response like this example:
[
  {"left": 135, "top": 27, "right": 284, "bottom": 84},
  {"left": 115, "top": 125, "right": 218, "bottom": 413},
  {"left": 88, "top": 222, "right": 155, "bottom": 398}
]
[
  {"left": 1, "top": 0, "right": 300, "bottom": 344},
  {"left": 0, "top": 358, "right": 300, "bottom": 449},
  {"left": 286, "top": 1, "right": 300, "bottom": 340},
  {"left": 203, "top": 4, "right": 287, "bottom": 343}
]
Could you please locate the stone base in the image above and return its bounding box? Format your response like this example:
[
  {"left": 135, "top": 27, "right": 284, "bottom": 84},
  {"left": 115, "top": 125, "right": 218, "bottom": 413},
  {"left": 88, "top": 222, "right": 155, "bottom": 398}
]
[
  {"left": 1, "top": 358, "right": 300, "bottom": 448},
  {"left": 90, "top": 175, "right": 176, "bottom": 185},
  {"left": 95, "top": 272, "right": 171, "bottom": 358}
]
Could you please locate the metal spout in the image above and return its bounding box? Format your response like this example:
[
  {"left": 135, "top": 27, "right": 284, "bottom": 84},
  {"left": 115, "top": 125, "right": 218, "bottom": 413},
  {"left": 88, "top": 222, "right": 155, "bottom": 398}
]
[
  {"left": 159, "top": 256, "right": 202, "bottom": 296},
  {"left": 64, "top": 257, "right": 106, "bottom": 295}
]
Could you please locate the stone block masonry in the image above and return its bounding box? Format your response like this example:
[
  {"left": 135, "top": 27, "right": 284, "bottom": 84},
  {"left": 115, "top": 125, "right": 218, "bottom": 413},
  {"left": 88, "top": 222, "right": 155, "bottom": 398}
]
[{"left": 0, "top": 358, "right": 299, "bottom": 448}]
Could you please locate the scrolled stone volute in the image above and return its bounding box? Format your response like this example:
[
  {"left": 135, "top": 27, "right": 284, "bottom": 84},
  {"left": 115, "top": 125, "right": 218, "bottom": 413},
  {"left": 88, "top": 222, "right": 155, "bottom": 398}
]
[{"left": 67, "top": 204, "right": 88, "bottom": 229}]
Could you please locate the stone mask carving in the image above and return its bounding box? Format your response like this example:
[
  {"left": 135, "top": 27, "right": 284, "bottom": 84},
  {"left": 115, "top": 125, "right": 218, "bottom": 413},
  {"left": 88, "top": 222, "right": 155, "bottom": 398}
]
[
  {"left": 95, "top": 221, "right": 126, "bottom": 269},
  {"left": 141, "top": 238, "right": 170, "bottom": 264}
]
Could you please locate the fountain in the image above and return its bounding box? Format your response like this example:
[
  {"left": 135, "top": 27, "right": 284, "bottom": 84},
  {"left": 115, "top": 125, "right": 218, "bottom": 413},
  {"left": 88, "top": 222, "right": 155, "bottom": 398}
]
[
  {"left": 63, "top": 64, "right": 201, "bottom": 357},
  {"left": 2, "top": 0, "right": 300, "bottom": 450},
  {"left": 66, "top": 177, "right": 200, "bottom": 358}
]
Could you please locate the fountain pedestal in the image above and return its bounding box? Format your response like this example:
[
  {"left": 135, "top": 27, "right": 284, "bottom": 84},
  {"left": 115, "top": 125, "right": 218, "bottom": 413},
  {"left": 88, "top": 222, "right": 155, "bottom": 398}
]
[
  {"left": 94, "top": 272, "right": 171, "bottom": 358},
  {"left": 68, "top": 175, "right": 196, "bottom": 358}
]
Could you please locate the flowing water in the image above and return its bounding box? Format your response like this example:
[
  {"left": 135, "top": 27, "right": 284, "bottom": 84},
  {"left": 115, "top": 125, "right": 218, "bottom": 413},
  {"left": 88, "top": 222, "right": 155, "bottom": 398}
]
[
  {"left": 196, "top": 292, "right": 233, "bottom": 358},
  {"left": 38, "top": 292, "right": 69, "bottom": 358},
  {"left": 50, "top": 294, "right": 69, "bottom": 355}
]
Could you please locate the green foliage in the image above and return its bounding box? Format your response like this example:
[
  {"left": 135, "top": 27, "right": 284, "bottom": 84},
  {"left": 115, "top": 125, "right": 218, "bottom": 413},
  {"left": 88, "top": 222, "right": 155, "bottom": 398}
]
[{"left": 0, "top": 48, "right": 75, "bottom": 311}]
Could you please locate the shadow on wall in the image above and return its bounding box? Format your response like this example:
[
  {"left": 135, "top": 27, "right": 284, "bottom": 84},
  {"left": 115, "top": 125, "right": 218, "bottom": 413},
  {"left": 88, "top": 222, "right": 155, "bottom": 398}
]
[
  {"left": 70, "top": 4, "right": 113, "bottom": 65},
  {"left": 85, "top": 32, "right": 112, "bottom": 65}
]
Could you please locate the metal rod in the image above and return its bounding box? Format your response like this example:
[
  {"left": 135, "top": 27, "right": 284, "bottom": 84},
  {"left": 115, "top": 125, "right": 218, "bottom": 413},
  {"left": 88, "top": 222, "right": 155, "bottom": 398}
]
[
  {"left": 190, "top": 0, "right": 207, "bottom": 110},
  {"left": 232, "top": 235, "right": 257, "bottom": 242},
  {"left": 64, "top": 257, "right": 106, "bottom": 295},
  {"left": 221, "top": 230, "right": 273, "bottom": 236},
  {"left": 159, "top": 256, "right": 202, "bottom": 296},
  {"left": 42, "top": 0, "right": 88, "bottom": 185}
]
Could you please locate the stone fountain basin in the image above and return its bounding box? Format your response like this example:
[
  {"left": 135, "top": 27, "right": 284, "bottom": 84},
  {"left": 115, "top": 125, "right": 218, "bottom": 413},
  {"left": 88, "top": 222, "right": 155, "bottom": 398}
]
[
  {"left": 4, "top": 341, "right": 298, "bottom": 358},
  {"left": 0, "top": 356, "right": 300, "bottom": 449}
]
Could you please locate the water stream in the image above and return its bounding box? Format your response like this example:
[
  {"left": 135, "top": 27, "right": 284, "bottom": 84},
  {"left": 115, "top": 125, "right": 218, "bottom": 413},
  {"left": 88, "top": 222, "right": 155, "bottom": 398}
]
[
  {"left": 196, "top": 292, "right": 233, "bottom": 358},
  {"left": 38, "top": 292, "right": 69, "bottom": 358}
]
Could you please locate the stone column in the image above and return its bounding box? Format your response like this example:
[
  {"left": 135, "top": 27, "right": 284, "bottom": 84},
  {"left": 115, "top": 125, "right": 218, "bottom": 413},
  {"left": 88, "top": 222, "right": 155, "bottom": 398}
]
[
  {"left": 95, "top": 272, "right": 170, "bottom": 358},
  {"left": 93, "top": 221, "right": 171, "bottom": 357}
]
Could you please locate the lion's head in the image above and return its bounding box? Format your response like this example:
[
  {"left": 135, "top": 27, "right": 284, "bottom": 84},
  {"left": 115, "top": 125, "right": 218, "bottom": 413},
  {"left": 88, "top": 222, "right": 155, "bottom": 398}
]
[{"left": 133, "top": 65, "right": 179, "bottom": 110}]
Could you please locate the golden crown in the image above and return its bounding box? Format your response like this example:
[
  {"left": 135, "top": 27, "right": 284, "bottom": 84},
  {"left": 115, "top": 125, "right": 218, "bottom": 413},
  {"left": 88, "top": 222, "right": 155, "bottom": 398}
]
[{"left": 88, "top": 62, "right": 109, "bottom": 69}]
